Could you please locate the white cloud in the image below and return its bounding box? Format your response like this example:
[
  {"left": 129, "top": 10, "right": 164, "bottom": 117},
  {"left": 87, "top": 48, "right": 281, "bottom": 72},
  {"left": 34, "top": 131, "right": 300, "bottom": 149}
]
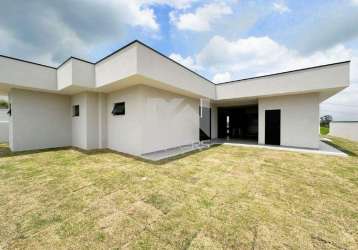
[
  {"left": 169, "top": 53, "right": 202, "bottom": 71},
  {"left": 196, "top": 35, "right": 352, "bottom": 79},
  {"left": 104, "top": 0, "right": 161, "bottom": 31},
  {"left": 273, "top": 1, "right": 291, "bottom": 14},
  {"left": 0, "top": 0, "right": 199, "bottom": 65},
  {"left": 351, "top": 0, "right": 358, "bottom": 5},
  {"left": 321, "top": 83, "right": 358, "bottom": 121},
  {"left": 170, "top": 2, "right": 233, "bottom": 31},
  {"left": 194, "top": 35, "right": 357, "bottom": 120},
  {"left": 0, "top": 0, "right": 164, "bottom": 65},
  {"left": 212, "top": 72, "right": 232, "bottom": 83},
  {"left": 142, "top": 0, "right": 195, "bottom": 9}
]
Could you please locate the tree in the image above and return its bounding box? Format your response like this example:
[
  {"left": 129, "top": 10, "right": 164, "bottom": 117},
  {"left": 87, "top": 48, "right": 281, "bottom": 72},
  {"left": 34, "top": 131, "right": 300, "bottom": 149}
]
[
  {"left": 320, "top": 115, "right": 333, "bottom": 127},
  {"left": 0, "top": 100, "right": 9, "bottom": 109}
]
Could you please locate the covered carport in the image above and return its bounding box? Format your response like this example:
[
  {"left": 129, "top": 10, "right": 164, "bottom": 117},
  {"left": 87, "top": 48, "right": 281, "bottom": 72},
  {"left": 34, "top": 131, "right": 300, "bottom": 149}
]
[{"left": 217, "top": 105, "right": 258, "bottom": 141}]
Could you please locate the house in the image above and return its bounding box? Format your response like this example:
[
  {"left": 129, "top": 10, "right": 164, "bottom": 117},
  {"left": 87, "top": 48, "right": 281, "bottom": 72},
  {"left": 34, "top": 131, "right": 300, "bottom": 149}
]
[
  {"left": 330, "top": 121, "right": 358, "bottom": 142},
  {"left": 0, "top": 40, "right": 350, "bottom": 157}
]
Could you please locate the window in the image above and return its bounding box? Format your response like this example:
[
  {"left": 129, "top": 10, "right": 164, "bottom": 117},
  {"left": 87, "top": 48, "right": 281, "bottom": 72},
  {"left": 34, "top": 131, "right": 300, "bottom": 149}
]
[
  {"left": 112, "top": 102, "right": 125, "bottom": 115},
  {"left": 72, "top": 105, "right": 80, "bottom": 117}
]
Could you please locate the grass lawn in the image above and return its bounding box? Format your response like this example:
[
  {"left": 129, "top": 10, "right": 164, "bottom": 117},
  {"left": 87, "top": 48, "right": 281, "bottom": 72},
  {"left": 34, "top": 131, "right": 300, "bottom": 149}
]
[
  {"left": 320, "top": 126, "right": 329, "bottom": 135},
  {"left": 0, "top": 137, "right": 357, "bottom": 249}
]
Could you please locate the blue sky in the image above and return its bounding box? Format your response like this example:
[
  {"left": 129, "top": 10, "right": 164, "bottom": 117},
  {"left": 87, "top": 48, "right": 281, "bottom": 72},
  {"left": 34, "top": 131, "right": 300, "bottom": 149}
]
[{"left": 0, "top": 0, "right": 357, "bottom": 120}]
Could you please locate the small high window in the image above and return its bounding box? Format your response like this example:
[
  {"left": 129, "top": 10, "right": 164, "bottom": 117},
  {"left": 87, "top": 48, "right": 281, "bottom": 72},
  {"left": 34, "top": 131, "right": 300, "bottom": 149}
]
[
  {"left": 112, "top": 102, "right": 125, "bottom": 116},
  {"left": 72, "top": 105, "right": 80, "bottom": 117}
]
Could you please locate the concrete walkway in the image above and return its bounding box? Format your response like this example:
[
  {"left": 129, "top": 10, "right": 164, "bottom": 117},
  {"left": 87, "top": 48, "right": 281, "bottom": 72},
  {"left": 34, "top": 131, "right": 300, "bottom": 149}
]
[
  {"left": 141, "top": 138, "right": 346, "bottom": 161},
  {"left": 211, "top": 138, "right": 346, "bottom": 157},
  {"left": 141, "top": 142, "right": 210, "bottom": 161}
]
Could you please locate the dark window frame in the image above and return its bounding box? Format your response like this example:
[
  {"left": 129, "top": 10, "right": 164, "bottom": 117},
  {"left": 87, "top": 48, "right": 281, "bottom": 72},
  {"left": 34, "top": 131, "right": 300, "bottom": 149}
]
[
  {"left": 112, "top": 102, "right": 125, "bottom": 116},
  {"left": 72, "top": 105, "right": 80, "bottom": 117}
]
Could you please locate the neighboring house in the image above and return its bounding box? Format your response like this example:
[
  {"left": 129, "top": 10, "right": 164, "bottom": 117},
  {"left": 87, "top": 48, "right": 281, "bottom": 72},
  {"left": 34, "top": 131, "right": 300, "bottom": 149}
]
[
  {"left": 330, "top": 121, "right": 358, "bottom": 142},
  {"left": 0, "top": 40, "right": 350, "bottom": 157}
]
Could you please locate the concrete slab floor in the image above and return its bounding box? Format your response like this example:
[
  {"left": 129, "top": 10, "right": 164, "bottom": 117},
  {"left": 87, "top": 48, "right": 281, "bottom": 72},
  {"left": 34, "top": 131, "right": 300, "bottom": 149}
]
[{"left": 141, "top": 139, "right": 347, "bottom": 161}]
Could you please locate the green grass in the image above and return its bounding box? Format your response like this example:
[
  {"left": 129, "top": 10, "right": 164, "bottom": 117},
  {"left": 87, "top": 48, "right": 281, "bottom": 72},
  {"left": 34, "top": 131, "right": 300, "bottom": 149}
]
[
  {"left": 320, "top": 126, "right": 329, "bottom": 135},
  {"left": 0, "top": 137, "right": 357, "bottom": 249}
]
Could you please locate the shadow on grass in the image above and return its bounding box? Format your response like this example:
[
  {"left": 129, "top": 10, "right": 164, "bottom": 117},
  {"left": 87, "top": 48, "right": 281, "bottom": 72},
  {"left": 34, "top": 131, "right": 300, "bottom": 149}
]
[
  {"left": 0, "top": 143, "right": 222, "bottom": 165},
  {"left": 324, "top": 140, "right": 357, "bottom": 157}
]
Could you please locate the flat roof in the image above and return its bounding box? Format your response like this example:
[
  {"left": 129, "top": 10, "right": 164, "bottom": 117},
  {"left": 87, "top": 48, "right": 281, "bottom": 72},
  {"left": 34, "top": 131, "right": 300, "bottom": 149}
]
[
  {"left": 216, "top": 61, "right": 351, "bottom": 85},
  {"left": 0, "top": 40, "right": 351, "bottom": 86}
]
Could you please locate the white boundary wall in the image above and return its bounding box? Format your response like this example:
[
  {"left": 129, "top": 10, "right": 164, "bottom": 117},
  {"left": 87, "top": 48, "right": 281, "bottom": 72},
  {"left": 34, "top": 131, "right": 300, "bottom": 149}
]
[
  {"left": 0, "top": 109, "right": 8, "bottom": 142},
  {"left": 330, "top": 122, "right": 358, "bottom": 142}
]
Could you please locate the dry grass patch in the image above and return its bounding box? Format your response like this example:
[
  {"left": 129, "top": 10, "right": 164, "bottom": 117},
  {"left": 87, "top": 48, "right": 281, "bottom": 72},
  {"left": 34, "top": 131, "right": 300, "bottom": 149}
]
[{"left": 0, "top": 137, "right": 357, "bottom": 249}]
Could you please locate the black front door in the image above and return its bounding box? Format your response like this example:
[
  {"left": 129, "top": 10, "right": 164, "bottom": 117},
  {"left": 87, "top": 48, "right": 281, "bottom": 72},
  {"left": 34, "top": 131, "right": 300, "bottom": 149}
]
[{"left": 265, "top": 110, "right": 280, "bottom": 145}]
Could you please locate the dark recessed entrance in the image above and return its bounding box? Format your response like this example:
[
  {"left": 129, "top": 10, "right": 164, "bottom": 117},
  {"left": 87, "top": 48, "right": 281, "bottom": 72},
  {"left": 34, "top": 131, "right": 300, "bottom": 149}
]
[
  {"left": 265, "top": 109, "right": 281, "bottom": 145},
  {"left": 218, "top": 105, "right": 258, "bottom": 141}
]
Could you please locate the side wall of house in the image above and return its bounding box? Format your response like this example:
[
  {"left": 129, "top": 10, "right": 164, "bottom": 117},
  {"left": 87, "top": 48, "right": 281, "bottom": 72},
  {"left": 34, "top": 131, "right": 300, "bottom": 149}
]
[
  {"left": 9, "top": 89, "right": 71, "bottom": 151},
  {"left": 98, "top": 93, "right": 107, "bottom": 149},
  {"left": 107, "top": 86, "right": 143, "bottom": 155},
  {"left": 211, "top": 105, "right": 218, "bottom": 139},
  {"left": 71, "top": 93, "right": 87, "bottom": 149},
  {"left": 330, "top": 122, "right": 358, "bottom": 142},
  {"left": 258, "top": 93, "right": 320, "bottom": 149},
  {"left": 86, "top": 93, "right": 99, "bottom": 149},
  {"left": 71, "top": 92, "right": 102, "bottom": 150},
  {"left": 106, "top": 85, "right": 200, "bottom": 156},
  {"left": 140, "top": 85, "right": 199, "bottom": 154}
]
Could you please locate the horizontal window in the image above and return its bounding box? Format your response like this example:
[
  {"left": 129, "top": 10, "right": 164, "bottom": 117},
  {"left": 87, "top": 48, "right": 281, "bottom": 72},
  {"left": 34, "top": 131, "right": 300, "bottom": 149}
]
[
  {"left": 112, "top": 102, "right": 125, "bottom": 116},
  {"left": 72, "top": 105, "right": 80, "bottom": 117}
]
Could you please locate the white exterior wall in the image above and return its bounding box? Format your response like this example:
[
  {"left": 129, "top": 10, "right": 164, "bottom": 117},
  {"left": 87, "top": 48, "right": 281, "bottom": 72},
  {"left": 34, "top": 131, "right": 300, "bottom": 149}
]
[
  {"left": 95, "top": 45, "right": 138, "bottom": 87},
  {"left": 0, "top": 57, "right": 57, "bottom": 92},
  {"left": 86, "top": 93, "right": 99, "bottom": 149},
  {"left": 107, "top": 86, "right": 143, "bottom": 155},
  {"left": 58, "top": 59, "right": 95, "bottom": 90},
  {"left": 57, "top": 60, "right": 73, "bottom": 89},
  {"left": 71, "top": 92, "right": 101, "bottom": 150},
  {"left": 98, "top": 93, "right": 107, "bottom": 148},
  {"left": 211, "top": 105, "right": 218, "bottom": 139},
  {"left": 330, "top": 122, "right": 358, "bottom": 142},
  {"left": 137, "top": 44, "right": 216, "bottom": 99},
  {"left": 258, "top": 93, "right": 320, "bottom": 149},
  {"left": 0, "top": 121, "right": 8, "bottom": 142},
  {"left": 107, "top": 85, "right": 200, "bottom": 155},
  {"left": 216, "top": 63, "right": 349, "bottom": 101},
  {"left": 71, "top": 93, "right": 87, "bottom": 149},
  {"left": 9, "top": 89, "right": 71, "bottom": 151},
  {"left": 72, "top": 60, "right": 95, "bottom": 88},
  {"left": 140, "top": 85, "right": 199, "bottom": 154}
]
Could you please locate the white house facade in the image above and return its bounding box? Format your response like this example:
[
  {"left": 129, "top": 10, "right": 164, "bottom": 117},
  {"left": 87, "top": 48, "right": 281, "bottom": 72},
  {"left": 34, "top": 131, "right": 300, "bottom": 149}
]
[{"left": 0, "top": 40, "right": 350, "bottom": 157}]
